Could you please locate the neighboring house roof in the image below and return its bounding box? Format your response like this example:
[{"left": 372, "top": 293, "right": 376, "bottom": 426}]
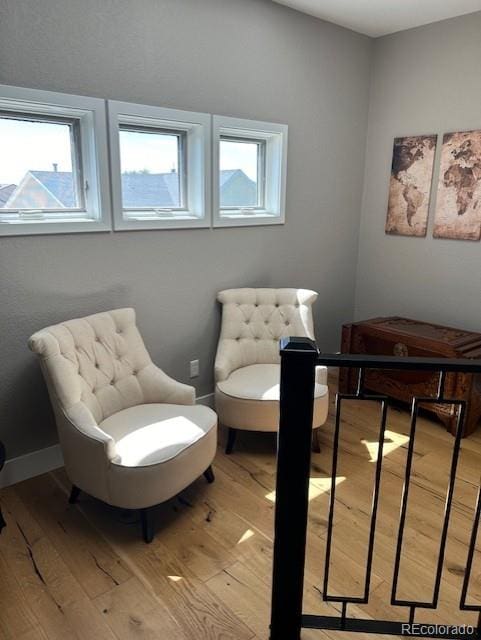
[
  {"left": 30, "top": 171, "right": 77, "bottom": 208},
  {"left": 219, "top": 169, "right": 258, "bottom": 207},
  {"left": 0, "top": 184, "right": 16, "bottom": 206},
  {"left": 121, "top": 172, "right": 177, "bottom": 208},
  {"left": 162, "top": 172, "right": 181, "bottom": 204},
  {"left": 220, "top": 169, "right": 239, "bottom": 187},
  {"left": 121, "top": 169, "right": 257, "bottom": 207},
  {"left": 1, "top": 169, "right": 257, "bottom": 209}
]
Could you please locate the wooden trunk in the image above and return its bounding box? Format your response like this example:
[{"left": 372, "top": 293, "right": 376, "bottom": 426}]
[{"left": 339, "top": 317, "right": 481, "bottom": 437}]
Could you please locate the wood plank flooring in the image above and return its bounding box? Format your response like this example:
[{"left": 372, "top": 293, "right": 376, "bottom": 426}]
[{"left": 1, "top": 376, "right": 481, "bottom": 639}]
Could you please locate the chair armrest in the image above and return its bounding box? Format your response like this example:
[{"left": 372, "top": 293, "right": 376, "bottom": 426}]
[
  {"left": 63, "top": 403, "right": 118, "bottom": 461},
  {"left": 214, "top": 355, "right": 231, "bottom": 383},
  {"left": 58, "top": 403, "right": 118, "bottom": 502},
  {"left": 315, "top": 365, "right": 328, "bottom": 386},
  {"left": 214, "top": 342, "right": 243, "bottom": 383},
  {"left": 138, "top": 363, "right": 195, "bottom": 405}
]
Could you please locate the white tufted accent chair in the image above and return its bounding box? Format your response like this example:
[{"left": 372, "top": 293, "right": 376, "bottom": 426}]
[
  {"left": 28, "top": 308, "right": 217, "bottom": 542},
  {"left": 214, "top": 288, "right": 329, "bottom": 453}
]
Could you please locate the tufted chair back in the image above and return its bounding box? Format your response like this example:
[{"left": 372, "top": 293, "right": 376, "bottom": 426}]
[
  {"left": 215, "top": 288, "right": 317, "bottom": 382},
  {"left": 28, "top": 308, "right": 156, "bottom": 425}
]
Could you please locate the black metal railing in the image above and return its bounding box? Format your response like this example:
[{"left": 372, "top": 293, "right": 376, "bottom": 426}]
[{"left": 270, "top": 337, "right": 481, "bottom": 640}]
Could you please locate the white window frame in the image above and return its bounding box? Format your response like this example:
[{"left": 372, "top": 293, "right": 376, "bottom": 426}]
[
  {"left": 0, "top": 84, "right": 111, "bottom": 236},
  {"left": 213, "top": 115, "right": 288, "bottom": 227},
  {"left": 108, "top": 100, "right": 211, "bottom": 231}
]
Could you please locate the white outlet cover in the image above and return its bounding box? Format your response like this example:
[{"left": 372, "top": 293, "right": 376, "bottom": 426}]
[{"left": 190, "top": 360, "right": 200, "bottom": 378}]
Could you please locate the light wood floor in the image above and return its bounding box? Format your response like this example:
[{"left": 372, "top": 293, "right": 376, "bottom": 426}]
[{"left": 1, "top": 378, "right": 481, "bottom": 639}]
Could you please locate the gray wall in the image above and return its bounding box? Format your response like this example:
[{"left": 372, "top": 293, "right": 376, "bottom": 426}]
[
  {"left": 0, "top": 0, "right": 371, "bottom": 458},
  {"left": 355, "top": 13, "right": 481, "bottom": 328}
]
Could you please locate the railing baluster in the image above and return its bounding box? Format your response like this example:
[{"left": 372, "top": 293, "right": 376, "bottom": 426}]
[
  {"left": 431, "top": 400, "right": 465, "bottom": 606},
  {"left": 391, "top": 397, "right": 420, "bottom": 605},
  {"left": 392, "top": 396, "right": 466, "bottom": 609},
  {"left": 364, "top": 397, "right": 388, "bottom": 600},
  {"left": 324, "top": 390, "right": 388, "bottom": 605},
  {"left": 322, "top": 392, "right": 342, "bottom": 601},
  {"left": 460, "top": 483, "right": 481, "bottom": 612}
]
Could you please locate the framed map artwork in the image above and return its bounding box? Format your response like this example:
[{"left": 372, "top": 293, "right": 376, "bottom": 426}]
[
  {"left": 385, "top": 135, "right": 437, "bottom": 237},
  {"left": 433, "top": 130, "right": 481, "bottom": 240}
]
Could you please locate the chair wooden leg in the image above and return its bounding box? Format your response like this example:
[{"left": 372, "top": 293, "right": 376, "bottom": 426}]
[
  {"left": 311, "top": 428, "right": 321, "bottom": 453},
  {"left": 140, "top": 508, "right": 154, "bottom": 544},
  {"left": 69, "top": 485, "right": 81, "bottom": 504},
  {"left": 204, "top": 465, "right": 215, "bottom": 484},
  {"left": 225, "top": 428, "right": 237, "bottom": 455}
]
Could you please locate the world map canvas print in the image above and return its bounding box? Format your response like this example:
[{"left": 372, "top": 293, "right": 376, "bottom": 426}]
[
  {"left": 385, "top": 135, "right": 437, "bottom": 237},
  {"left": 433, "top": 130, "right": 481, "bottom": 241}
]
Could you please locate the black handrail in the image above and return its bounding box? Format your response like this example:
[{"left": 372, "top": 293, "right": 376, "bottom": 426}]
[
  {"left": 319, "top": 351, "right": 481, "bottom": 373},
  {"left": 270, "top": 337, "right": 481, "bottom": 640}
]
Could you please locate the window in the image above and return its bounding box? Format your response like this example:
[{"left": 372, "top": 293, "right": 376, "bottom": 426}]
[
  {"left": 0, "top": 115, "right": 82, "bottom": 210},
  {"left": 219, "top": 137, "right": 265, "bottom": 209},
  {"left": 0, "top": 84, "right": 111, "bottom": 235},
  {"left": 119, "top": 127, "right": 185, "bottom": 210},
  {"left": 213, "top": 116, "right": 288, "bottom": 227},
  {"left": 108, "top": 101, "right": 210, "bottom": 230}
]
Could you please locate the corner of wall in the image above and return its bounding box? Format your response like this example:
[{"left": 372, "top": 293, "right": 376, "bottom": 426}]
[{"left": 352, "top": 35, "right": 377, "bottom": 321}]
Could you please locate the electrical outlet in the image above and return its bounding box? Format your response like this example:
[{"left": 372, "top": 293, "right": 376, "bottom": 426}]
[{"left": 189, "top": 359, "right": 199, "bottom": 378}]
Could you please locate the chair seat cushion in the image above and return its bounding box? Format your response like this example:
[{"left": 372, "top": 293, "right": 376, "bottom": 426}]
[
  {"left": 99, "top": 403, "right": 217, "bottom": 467},
  {"left": 217, "top": 364, "right": 328, "bottom": 401},
  {"left": 215, "top": 364, "right": 329, "bottom": 432}
]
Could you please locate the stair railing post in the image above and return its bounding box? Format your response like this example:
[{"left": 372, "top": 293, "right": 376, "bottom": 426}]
[{"left": 270, "top": 337, "right": 318, "bottom": 640}]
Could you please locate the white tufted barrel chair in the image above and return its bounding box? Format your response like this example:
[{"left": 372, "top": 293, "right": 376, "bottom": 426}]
[
  {"left": 214, "top": 288, "right": 329, "bottom": 453},
  {"left": 28, "top": 308, "right": 217, "bottom": 543}
]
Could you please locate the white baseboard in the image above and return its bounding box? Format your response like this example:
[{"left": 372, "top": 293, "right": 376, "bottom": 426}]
[
  {"left": 0, "top": 394, "right": 216, "bottom": 489},
  {"left": 0, "top": 444, "right": 64, "bottom": 488}
]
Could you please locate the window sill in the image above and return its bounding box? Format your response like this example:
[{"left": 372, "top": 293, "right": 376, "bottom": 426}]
[
  {"left": 214, "top": 211, "right": 284, "bottom": 228},
  {"left": 114, "top": 214, "right": 210, "bottom": 231},
  {"left": 0, "top": 217, "right": 111, "bottom": 236}
]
